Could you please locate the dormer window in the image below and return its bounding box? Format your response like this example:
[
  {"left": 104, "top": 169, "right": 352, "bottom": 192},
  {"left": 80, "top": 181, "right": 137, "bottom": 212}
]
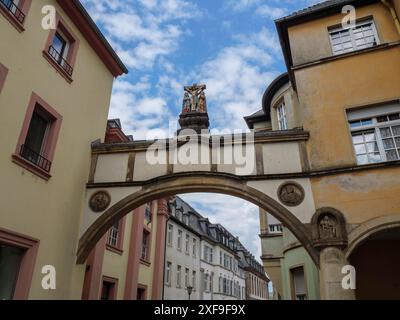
[
  {"left": 329, "top": 19, "right": 379, "bottom": 56},
  {"left": 277, "top": 102, "right": 288, "bottom": 130}
]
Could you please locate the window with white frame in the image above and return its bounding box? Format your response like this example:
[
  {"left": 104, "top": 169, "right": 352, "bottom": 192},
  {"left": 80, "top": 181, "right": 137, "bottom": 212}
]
[
  {"left": 185, "top": 234, "right": 190, "bottom": 254},
  {"left": 167, "top": 224, "right": 173, "bottom": 247},
  {"left": 165, "top": 262, "right": 171, "bottom": 286},
  {"left": 192, "top": 238, "right": 197, "bottom": 257},
  {"left": 329, "top": 19, "right": 379, "bottom": 55},
  {"left": 176, "top": 265, "right": 182, "bottom": 288},
  {"left": 185, "top": 268, "right": 189, "bottom": 288},
  {"left": 203, "top": 245, "right": 213, "bottom": 263},
  {"left": 348, "top": 103, "right": 400, "bottom": 165},
  {"left": 192, "top": 271, "right": 196, "bottom": 290},
  {"left": 107, "top": 222, "right": 120, "bottom": 247},
  {"left": 177, "top": 230, "right": 182, "bottom": 251},
  {"left": 276, "top": 102, "right": 288, "bottom": 130}
]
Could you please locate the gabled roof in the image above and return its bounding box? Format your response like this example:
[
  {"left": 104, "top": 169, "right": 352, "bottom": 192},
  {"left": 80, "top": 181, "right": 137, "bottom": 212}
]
[{"left": 57, "top": 0, "right": 128, "bottom": 77}]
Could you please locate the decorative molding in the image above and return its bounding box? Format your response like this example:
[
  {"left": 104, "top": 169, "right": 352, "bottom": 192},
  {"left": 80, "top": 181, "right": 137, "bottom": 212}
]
[
  {"left": 89, "top": 191, "right": 111, "bottom": 213},
  {"left": 277, "top": 181, "right": 305, "bottom": 207},
  {"left": 311, "top": 207, "right": 348, "bottom": 250}
]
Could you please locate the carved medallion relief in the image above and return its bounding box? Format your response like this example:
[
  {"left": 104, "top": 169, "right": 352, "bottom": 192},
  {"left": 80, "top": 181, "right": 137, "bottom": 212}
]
[
  {"left": 89, "top": 191, "right": 111, "bottom": 213},
  {"left": 278, "top": 182, "right": 305, "bottom": 207}
]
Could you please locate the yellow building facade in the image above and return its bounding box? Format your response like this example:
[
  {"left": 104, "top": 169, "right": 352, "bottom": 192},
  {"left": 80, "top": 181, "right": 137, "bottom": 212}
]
[
  {"left": 0, "top": 0, "right": 126, "bottom": 299},
  {"left": 255, "top": 0, "right": 400, "bottom": 300}
]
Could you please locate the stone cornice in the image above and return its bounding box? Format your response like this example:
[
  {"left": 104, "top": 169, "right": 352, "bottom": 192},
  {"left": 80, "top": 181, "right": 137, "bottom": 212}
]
[{"left": 90, "top": 130, "right": 310, "bottom": 154}]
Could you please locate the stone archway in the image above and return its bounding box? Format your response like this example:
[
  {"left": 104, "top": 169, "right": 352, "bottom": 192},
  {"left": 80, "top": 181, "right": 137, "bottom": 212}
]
[
  {"left": 77, "top": 173, "right": 319, "bottom": 266},
  {"left": 346, "top": 216, "right": 400, "bottom": 300}
]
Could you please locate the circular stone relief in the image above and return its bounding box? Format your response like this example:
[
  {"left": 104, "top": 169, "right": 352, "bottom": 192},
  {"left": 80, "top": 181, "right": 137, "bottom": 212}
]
[
  {"left": 89, "top": 191, "right": 111, "bottom": 213},
  {"left": 278, "top": 182, "right": 305, "bottom": 207}
]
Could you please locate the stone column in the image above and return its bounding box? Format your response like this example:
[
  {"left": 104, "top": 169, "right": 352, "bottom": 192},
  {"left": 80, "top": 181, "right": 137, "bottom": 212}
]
[
  {"left": 319, "top": 247, "right": 355, "bottom": 300},
  {"left": 124, "top": 206, "right": 145, "bottom": 300},
  {"left": 151, "top": 198, "right": 170, "bottom": 300}
]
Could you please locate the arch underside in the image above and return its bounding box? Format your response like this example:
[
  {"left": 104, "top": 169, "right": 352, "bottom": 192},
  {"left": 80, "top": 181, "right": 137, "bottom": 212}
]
[{"left": 77, "top": 173, "right": 319, "bottom": 266}]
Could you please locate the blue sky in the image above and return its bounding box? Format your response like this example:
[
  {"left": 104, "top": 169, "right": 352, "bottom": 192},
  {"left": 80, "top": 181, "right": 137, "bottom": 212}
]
[{"left": 82, "top": 0, "right": 320, "bottom": 259}]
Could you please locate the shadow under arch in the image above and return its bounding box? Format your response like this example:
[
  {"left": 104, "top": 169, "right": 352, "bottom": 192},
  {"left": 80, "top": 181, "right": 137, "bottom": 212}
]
[
  {"left": 345, "top": 214, "right": 400, "bottom": 259},
  {"left": 77, "top": 173, "right": 319, "bottom": 266}
]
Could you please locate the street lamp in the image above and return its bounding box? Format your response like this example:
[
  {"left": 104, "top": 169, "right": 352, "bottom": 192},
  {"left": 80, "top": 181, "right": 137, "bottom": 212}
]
[{"left": 187, "top": 286, "right": 193, "bottom": 300}]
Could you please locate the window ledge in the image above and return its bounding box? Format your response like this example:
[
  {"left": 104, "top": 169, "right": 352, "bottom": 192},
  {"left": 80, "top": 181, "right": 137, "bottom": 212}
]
[
  {"left": 293, "top": 41, "right": 400, "bottom": 71},
  {"left": 140, "top": 259, "right": 151, "bottom": 267},
  {"left": 0, "top": 5, "right": 25, "bottom": 33},
  {"left": 106, "top": 244, "right": 123, "bottom": 255},
  {"left": 42, "top": 50, "right": 73, "bottom": 84},
  {"left": 12, "top": 153, "right": 51, "bottom": 181}
]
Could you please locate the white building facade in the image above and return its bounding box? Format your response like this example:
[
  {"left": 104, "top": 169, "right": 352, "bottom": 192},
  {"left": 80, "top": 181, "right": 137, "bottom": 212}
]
[
  {"left": 164, "top": 197, "right": 264, "bottom": 301},
  {"left": 163, "top": 199, "right": 201, "bottom": 300}
]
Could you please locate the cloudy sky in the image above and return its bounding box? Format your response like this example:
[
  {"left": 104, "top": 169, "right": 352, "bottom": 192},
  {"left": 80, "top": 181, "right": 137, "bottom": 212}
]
[{"left": 82, "top": 0, "right": 320, "bottom": 258}]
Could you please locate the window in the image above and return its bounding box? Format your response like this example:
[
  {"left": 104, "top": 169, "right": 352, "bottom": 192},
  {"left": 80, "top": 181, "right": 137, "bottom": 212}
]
[
  {"left": 177, "top": 230, "right": 182, "bottom": 251},
  {"left": 176, "top": 265, "right": 182, "bottom": 288},
  {"left": 107, "top": 222, "right": 120, "bottom": 248},
  {"left": 43, "top": 14, "right": 80, "bottom": 82},
  {"left": 165, "top": 262, "right": 172, "bottom": 286},
  {"left": 203, "top": 245, "right": 213, "bottom": 263},
  {"left": 0, "top": 0, "right": 32, "bottom": 31},
  {"left": 167, "top": 224, "right": 173, "bottom": 247},
  {"left": 192, "top": 271, "right": 196, "bottom": 290},
  {"left": 185, "top": 234, "right": 190, "bottom": 254},
  {"left": 144, "top": 203, "right": 152, "bottom": 224},
  {"left": 13, "top": 93, "right": 62, "bottom": 180},
  {"left": 0, "top": 245, "right": 24, "bottom": 300},
  {"left": 204, "top": 274, "right": 211, "bottom": 292},
  {"left": 192, "top": 239, "right": 197, "bottom": 257},
  {"left": 101, "top": 277, "right": 118, "bottom": 300},
  {"left": 141, "top": 230, "right": 150, "bottom": 261},
  {"left": 0, "top": 229, "right": 39, "bottom": 300},
  {"left": 290, "top": 267, "right": 307, "bottom": 300},
  {"left": 277, "top": 102, "right": 288, "bottom": 130},
  {"left": 348, "top": 103, "right": 400, "bottom": 164},
  {"left": 185, "top": 268, "right": 189, "bottom": 288},
  {"left": 329, "top": 19, "right": 379, "bottom": 55},
  {"left": 0, "top": 62, "right": 8, "bottom": 94},
  {"left": 269, "top": 224, "right": 283, "bottom": 234},
  {"left": 137, "top": 285, "right": 147, "bottom": 300}
]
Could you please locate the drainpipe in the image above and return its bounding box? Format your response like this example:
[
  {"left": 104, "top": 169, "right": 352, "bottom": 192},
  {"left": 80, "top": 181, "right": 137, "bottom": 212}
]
[{"left": 382, "top": 0, "right": 400, "bottom": 35}]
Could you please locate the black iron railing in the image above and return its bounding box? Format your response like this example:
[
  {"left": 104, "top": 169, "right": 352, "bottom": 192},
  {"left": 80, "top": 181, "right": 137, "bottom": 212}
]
[
  {"left": 19, "top": 144, "right": 52, "bottom": 172},
  {"left": 48, "top": 45, "right": 74, "bottom": 76},
  {"left": 0, "top": 0, "right": 25, "bottom": 24}
]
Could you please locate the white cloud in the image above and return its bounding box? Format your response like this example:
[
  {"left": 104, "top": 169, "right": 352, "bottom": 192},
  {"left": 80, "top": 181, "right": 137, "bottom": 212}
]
[
  {"left": 179, "top": 193, "right": 262, "bottom": 261},
  {"left": 82, "top": 0, "right": 200, "bottom": 70},
  {"left": 197, "top": 28, "right": 280, "bottom": 132}
]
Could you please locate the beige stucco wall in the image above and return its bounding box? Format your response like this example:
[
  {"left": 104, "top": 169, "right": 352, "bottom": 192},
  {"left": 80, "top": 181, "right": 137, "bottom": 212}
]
[
  {"left": 311, "top": 167, "right": 400, "bottom": 223},
  {"left": 102, "top": 214, "right": 133, "bottom": 299},
  {"left": 295, "top": 37, "right": 400, "bottom": 170},
  {"left": 0, "top": 0, "right": 115, "bottom": 299},
  {"left": 289, "top": 3, "right": 400, "bottom": 66},
  {"left": 270, "top": 83, "right": 301, "bottom": 131},
  {"left": 248, "top": 179, "right": 315, "bottom": 224},
  {"left": 101, "top": 203, "right": 159, "bottom": 300}
]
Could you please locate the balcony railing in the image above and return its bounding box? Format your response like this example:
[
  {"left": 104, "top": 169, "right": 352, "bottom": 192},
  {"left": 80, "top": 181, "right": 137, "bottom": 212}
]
[
  {"left": 48, "top": 45, "right": 74, "bottom": 76},
  {"left": 19, "top": 144, "right": 52, "bottom": 172},
  {"left": 0, "top": 0, "right": 25, "bottom": 23}
]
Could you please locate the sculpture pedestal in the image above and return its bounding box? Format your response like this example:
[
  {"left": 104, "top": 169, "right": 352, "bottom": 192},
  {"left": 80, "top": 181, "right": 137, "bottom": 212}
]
[{"left": 178, "top": 112, "right": 210, "bottom": 134}]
